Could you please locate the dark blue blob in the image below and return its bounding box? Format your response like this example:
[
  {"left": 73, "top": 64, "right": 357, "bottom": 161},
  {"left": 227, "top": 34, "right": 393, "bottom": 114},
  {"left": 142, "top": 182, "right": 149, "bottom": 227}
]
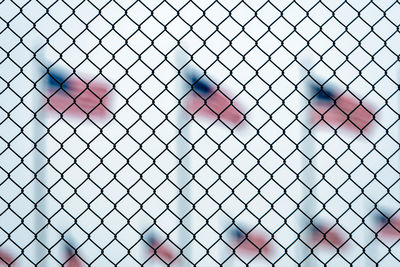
[
  {"left": 189, "top": 74, "right": 212, "bottom": 95},
  {"left": 375, "top": 212, "right": 390, "bottom": 225},
  {"left": 65, "top": 244, "right": 74, "bottom": 256},
  {"left": 48, "top": 70, "right": 69, "bottom": 91},
  {"left": 232, "top": 227, "right": 245, "bottom": 239},
  {"left": 311, "top": 83, "right": 335, "bottom": 102},
  {"left": 311, "top": 223, "right": 322, "bottom": 233},
  {"left": 64, "top": 238, "right": 78, "bottom": 257},
  {"left": 147, "top": 233, "right": 157, "bottom": 246}
]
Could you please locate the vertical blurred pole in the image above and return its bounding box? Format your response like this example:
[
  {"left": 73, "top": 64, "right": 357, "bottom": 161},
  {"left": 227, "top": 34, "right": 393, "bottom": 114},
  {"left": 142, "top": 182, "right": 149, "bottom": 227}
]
[
  {"left": 33, "top": 111, "right": 48, "bottom": 267},
  {"left": 300, "top": 117, "right": 315, "bottom": 267},
  {"left": 177, "top": 110, "right": 193, "bottom": 266},
  {"left": 299, "top": 68, "right": 316, "bottom": 267},
  {"left": 33, "top": 49, "right": 48, "bottom": 266},
  {"left": 177, "top": 50, "right": 193, "bottom": 266}
]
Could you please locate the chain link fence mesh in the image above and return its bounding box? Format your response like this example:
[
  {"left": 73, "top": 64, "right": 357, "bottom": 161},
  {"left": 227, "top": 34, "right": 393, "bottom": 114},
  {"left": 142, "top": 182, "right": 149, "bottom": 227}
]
[{"left": 1, "top": 0, "right": 400, "bottom": 266}]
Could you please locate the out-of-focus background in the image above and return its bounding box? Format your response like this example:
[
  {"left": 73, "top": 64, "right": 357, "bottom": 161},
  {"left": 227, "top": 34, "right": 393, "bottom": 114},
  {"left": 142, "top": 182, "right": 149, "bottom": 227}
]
[{"left": 1, "top": 0, "right": 400, "bottom": 266}]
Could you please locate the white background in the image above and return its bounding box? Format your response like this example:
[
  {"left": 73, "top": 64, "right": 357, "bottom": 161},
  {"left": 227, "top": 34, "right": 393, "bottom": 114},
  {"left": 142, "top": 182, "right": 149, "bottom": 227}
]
[{"left": 1, "top": 0, "right": 400, "bottom": 266}]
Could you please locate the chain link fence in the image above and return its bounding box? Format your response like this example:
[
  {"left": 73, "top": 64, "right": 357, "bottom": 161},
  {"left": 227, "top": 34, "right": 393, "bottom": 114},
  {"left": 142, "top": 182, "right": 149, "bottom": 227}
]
[{"left": 1, "top": 0, "right": 400, "bottom": 266}]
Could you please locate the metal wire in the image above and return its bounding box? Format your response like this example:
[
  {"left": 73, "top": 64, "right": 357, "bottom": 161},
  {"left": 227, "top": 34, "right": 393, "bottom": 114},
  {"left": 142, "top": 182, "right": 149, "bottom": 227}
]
[{"left": 1, "top": 0, "right": 400, "bottom": 266}]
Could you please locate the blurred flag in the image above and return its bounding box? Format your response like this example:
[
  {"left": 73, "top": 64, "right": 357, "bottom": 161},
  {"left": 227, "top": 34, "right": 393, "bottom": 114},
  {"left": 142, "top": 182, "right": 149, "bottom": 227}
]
[
  {"left": 230, "top": 226, "right": 272, "bottom": 258},
  {"left": 184, "top": 73, "right": 244, "bottom": 127},
  {"left": 64, "top": 243, "right": 85, "bottom": 267},
  {"left": 0, "top": 249, "right": 15, "bottom": 266},
  {"left": 45, "top": 69, "right": 111, "bottom": 119},
  {"left": 374, "top": 211, "right": 400, "bottom": 240},
  {"left": 309, "top": 223, "right": 346, "bottom": 249},
  {"left": 309, "top": 80, "right": 374, "bottom": 133},
  {"left": 146, "top": 234, "right": 179, "bottom": 264}
]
